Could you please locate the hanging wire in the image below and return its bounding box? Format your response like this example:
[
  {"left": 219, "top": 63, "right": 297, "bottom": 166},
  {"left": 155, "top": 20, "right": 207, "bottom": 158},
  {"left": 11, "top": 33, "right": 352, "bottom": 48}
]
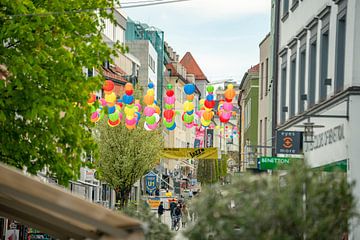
[{"left": 4, "top": 0, "right": 192, "bottom": 18}]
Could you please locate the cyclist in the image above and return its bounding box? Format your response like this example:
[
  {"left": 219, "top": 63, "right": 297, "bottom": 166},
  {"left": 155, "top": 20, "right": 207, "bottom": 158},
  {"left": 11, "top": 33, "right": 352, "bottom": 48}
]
[{"left": 171, "top": 204, "right": 182, "bottom": 230}]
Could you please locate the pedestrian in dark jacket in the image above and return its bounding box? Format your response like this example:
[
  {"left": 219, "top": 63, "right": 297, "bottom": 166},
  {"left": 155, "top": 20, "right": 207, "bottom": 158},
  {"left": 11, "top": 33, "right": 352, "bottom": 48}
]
[{"left": 158, "top": 202, "right": 164, "bottom": 219}]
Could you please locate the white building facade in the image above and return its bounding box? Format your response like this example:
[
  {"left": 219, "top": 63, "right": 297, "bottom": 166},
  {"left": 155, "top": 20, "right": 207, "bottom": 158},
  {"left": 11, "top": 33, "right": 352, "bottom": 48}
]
[{"left": 277, "top": 0, "right": 360, "bottom": 237}]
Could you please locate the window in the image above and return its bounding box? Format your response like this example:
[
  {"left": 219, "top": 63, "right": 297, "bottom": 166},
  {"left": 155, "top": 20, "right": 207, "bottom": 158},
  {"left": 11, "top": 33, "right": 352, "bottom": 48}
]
[
  {"left": 320, "top": 30, "right": 329, "bottom": 101},
  {"left": 148, "top": 55, "right": 156, "bottom": 72},
  {"left": 103, "top": 60, "right": 110, "bottom": 69},
  {"left": 298, "top": 50, "right": 306, "bottom": 113},
  {"left": 291, "top": 0, "right": 299, "bottom": 11},
  {"left": 289, "top": 57, "right": 296, "bottom": 117},
  {"left": 283, "top": 0, "right": 289, "bottom": 17},
  {"left": 245, "top": 99, "right": 252, "bottom": 129},
  {"left": 280, "top": 66, "right": 287, "bottom": 124},
  {"left": 335, "top": 7, "right": 347, "bottom": 93},
  {"left": 308, "top": 41, "right": 317, "bottom": 107},
  {"left": 264, "top": 117, "right": 267, "bottom": 155},
  {"left": 260, "top": 62, "right": 264, "bottom": 99},
  {"left": 87, "top": 68, "right": 93, "bottom": 77},
  {"left": 265, "top": 58, "right": 269, "bottom": 96}
]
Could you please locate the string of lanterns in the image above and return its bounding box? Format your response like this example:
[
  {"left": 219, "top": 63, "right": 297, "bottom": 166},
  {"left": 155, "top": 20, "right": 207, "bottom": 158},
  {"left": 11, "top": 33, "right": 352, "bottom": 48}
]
[{"left": 88, "top": 81, "right": 238, "bottom": 132}]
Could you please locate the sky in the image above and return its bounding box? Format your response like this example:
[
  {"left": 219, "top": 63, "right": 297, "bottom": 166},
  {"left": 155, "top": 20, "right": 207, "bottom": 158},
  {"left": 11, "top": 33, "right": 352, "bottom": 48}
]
[{"left": 124, "top": 0, "right": 271, "bottom": 83}]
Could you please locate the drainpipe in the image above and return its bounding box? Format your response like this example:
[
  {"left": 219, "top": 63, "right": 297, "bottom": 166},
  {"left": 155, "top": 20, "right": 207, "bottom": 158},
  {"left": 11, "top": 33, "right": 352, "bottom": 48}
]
[{"left": 271, "top": 0, "right": 281, "bottom": 157}]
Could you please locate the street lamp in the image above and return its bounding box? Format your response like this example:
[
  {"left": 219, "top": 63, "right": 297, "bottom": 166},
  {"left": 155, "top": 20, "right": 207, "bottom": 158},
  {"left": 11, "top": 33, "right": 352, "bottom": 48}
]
[{"left": 295, "top": 118, "right": 324, "bottom": 143}]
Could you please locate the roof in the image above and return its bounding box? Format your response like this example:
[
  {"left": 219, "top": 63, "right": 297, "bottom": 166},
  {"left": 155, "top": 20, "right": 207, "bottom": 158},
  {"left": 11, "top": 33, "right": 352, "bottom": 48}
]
[
  {"left": 0, "top": 164, "right": 144, "bottom": 240},
  {"left": 180, "top": 52, "right": 208, "bottom": 82},
  {"left": 165, "top": 63, "right": 201, "bottom": 97},
  {"left": 102, "top": 66, "right": 128, "bottom": 85},
  {"left": 239, "top": 64, "right": 260, "bottom": 90}
]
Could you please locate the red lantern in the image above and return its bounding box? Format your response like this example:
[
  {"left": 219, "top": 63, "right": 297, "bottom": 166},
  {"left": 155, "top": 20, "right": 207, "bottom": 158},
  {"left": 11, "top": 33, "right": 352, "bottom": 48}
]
[
  {"left": 164, "top": 110, "right": 174, "bottom": 119},
  {"left": 204, "top": 100, "right": 215, "bottom": 109},
  {"left": 87, "top": 94, "right": 96, "bottom": 104},
  {"left": 125, "top": 89, "right": 134, "bottom": 96},
  {"left": 166, "top": 90, "right": 174, "bottom": 97},
  {"left": 103, "top": 80, "right": 114, "bottom": 92}
]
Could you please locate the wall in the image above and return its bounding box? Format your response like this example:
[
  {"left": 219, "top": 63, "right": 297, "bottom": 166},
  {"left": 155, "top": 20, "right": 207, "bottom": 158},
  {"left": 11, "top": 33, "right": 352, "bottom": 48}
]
[
  {"left": 277, "top": 0, "right": 358, "bottom": 125},
  {"left": 127, "top": 41, "right": 158, "bottom": 97},
  {"left": 195, "top": 80, "right": 207, "bottom": 99},
  {"left": 258, "top": 35, "right": 272, "bottom": 156}
]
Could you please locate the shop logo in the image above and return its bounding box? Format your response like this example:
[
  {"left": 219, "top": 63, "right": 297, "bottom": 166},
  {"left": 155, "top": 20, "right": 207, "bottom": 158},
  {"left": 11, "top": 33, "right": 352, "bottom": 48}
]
[{"left": 283, "top": 136, "right": 293, "bottom": 149}]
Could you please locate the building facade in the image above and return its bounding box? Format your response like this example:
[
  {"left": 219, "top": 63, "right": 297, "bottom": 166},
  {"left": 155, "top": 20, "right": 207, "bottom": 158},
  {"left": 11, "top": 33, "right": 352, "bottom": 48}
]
[
  {"left": 126, "top": 19, "right": 165, "bottom": 103},
  {"left": 258, "top": 34, "right": 272, "bottom": 157},
  {"left": 126, "top": 40, "right": 158, "bottom": 96},
  {"left": 276, "top": 0, "right": 360, "bottom": 237},
  {"left": 239, "top": 65, "right": 260, "bottom": 170}
]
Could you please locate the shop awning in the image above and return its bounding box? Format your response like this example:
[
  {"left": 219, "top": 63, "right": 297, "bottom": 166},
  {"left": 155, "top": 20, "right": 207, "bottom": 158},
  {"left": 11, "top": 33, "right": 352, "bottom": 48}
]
[{"left": 0, "top": 164, "right": 144, "bottom": 240}]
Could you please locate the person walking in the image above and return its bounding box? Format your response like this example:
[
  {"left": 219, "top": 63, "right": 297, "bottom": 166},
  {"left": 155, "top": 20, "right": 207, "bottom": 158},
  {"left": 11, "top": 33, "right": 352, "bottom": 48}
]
[
  {"left": 157, "top": 201, "right": 164, "bottom": 220},
  {"left": 171, "top": 204, "right": 182, "bottom": 230},
  {"left": 169, "top": 199, "right": 177, "bottom": 223},
  {"left": 181, "top": 204, "right": 189, "bottom": 228}
]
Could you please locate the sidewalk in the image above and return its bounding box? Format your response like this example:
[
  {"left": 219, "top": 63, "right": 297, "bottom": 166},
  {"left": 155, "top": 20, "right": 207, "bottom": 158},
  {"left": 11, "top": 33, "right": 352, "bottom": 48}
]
[{"left": 154, "top": 210, "right": 189, "bottom": 240}]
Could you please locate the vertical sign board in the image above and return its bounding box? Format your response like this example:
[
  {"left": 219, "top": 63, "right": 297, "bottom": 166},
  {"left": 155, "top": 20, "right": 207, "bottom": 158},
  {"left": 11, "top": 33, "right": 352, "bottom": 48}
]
[
  {"left": 206, "top": 129, "right": 214, "bottom": 148},
  {"left": 276, "top": 131, "right": 303, "bottom": 154},
  {"left": 145, "top": 172, "right": 157, "bottom": 195},
  {"left": 194, "top": 139, "right": 201, "bottom": 148}
]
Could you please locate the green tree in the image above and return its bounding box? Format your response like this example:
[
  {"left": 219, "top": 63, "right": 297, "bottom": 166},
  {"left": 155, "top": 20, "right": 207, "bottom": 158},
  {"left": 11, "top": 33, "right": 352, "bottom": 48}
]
[
  {"left": 95, "top": 116, "right": 163, "bottom": 208},
  {"left": 186, "top": 162, "right": 357, "bottom": 240},
  {"left": 197, "top": 160, "right": 217, "bottom": 184},
  {"left": 0, "top": 0, "right": 124, "bottom": 185},
  {"left": 219, "top": 154, "right": 228, "bottom": 177}
]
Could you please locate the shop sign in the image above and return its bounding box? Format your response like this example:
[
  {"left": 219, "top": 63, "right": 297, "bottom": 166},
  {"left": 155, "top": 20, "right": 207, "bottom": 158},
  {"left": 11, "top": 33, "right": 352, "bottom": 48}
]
[
  {"left": 257, "top": 157, "right": 292, "bottom": 170},
  {"left": 147, "top": 197, "right": 161, "bottom": 209},
  {"left": 145, "top": 172, "right": 157, "bottom": 195},
  {"left": 304, "top": 124, "right": 345, "bottom": 152},
  {"left": 206, "top": 129, "right": 214, "bottom": 148},
  {"left": 276, "top": 131, "right": 302, "bottom": 154}
]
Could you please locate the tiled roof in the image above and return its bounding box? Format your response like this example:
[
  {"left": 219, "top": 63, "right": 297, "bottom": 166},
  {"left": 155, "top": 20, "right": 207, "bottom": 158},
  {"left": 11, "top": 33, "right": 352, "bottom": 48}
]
[
  {"left": 165, "top": 63, "right": 179, "bottom": 76},
  {"left": 102, "top": 66, "right": 128, "bottom": 84},
  {"left": 180, "top": 52, "right": 208, "bottom": 82},
  {"left": 248, "top": 64, "right": 260, "bottom": 73}
]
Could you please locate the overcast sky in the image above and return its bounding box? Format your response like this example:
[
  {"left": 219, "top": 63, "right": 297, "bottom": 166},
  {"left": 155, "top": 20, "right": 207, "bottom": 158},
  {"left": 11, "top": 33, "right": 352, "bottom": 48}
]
[{"left": 124, "top": 0, "right": 271, "bottom": 83}]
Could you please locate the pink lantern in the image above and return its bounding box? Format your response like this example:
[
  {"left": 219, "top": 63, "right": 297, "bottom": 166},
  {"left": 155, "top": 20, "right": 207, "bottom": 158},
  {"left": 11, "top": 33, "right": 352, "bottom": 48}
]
[{"left": 144, "top": 107, "right": 156, "bottom": 117}]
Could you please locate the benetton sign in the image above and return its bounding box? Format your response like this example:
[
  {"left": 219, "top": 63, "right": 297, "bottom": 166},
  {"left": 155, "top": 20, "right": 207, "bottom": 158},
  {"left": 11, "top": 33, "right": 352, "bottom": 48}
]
[
  {"left": 257, "top": 157, "right": 290, "bottom": 170},
  {"left": 276, "top": 131, "right": 302, "bottom": 154}
]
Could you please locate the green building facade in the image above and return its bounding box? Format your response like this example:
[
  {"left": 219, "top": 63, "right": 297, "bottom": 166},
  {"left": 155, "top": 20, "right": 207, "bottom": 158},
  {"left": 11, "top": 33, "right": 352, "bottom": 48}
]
[{"left": 239, "top": 66, "right": 260, "bottom": 169}]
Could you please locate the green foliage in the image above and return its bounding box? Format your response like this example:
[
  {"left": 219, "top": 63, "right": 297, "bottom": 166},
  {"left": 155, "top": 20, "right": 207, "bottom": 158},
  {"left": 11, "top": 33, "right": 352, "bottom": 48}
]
[
  {"left": 197, "top": 160, "right": 217, "bottom": 184},
  {"left": 123, "top": 202, "right": 173, "bottom": 240},
  {"left": 197, "top": 155, "right": 228, "bottom": 184},
  {"left": 186, "top": 162, "right": 357, "bottom": 240},
  {"left": 0, "top": 0, "right": 125, "bottom": 185},
  {"left": 95, "top": 114, "right": 163, "bottom": 207},
  {"left": 219, "top": 154, "right": 228, "bottom": 177}
]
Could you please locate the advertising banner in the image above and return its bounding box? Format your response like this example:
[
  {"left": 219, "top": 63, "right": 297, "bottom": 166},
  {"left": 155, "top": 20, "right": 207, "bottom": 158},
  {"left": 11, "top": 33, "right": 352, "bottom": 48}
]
[
  {"left": 145, "top": 172, "right": 157, "bottom": 195},
  {"left": 160, "top": 148, "right": 219, "bottom": 160}
]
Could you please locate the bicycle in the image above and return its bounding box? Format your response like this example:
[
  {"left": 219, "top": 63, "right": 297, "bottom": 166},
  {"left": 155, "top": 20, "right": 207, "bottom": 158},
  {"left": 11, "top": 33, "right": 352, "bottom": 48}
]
[{"left": 172, "top": 216, "right": 181, "bottom": 231}]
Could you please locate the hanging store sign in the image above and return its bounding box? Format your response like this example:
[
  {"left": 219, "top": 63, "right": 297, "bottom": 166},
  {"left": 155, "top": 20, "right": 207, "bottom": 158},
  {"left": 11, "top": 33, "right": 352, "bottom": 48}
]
[
  {"left": 145, "top": 172, "right": 157, "bottom": 195},
  {"left": 276, "top": 131, "right": 303, "bottom": 154},
  {"left": 257, "top": 157, "right": 293, "bottom": 170},
  {"left": 206, "top": 129, "right": 214, "bottom": 148},
  {"left": 160, "top": 148, "right": 218, "bottom": 160}
]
